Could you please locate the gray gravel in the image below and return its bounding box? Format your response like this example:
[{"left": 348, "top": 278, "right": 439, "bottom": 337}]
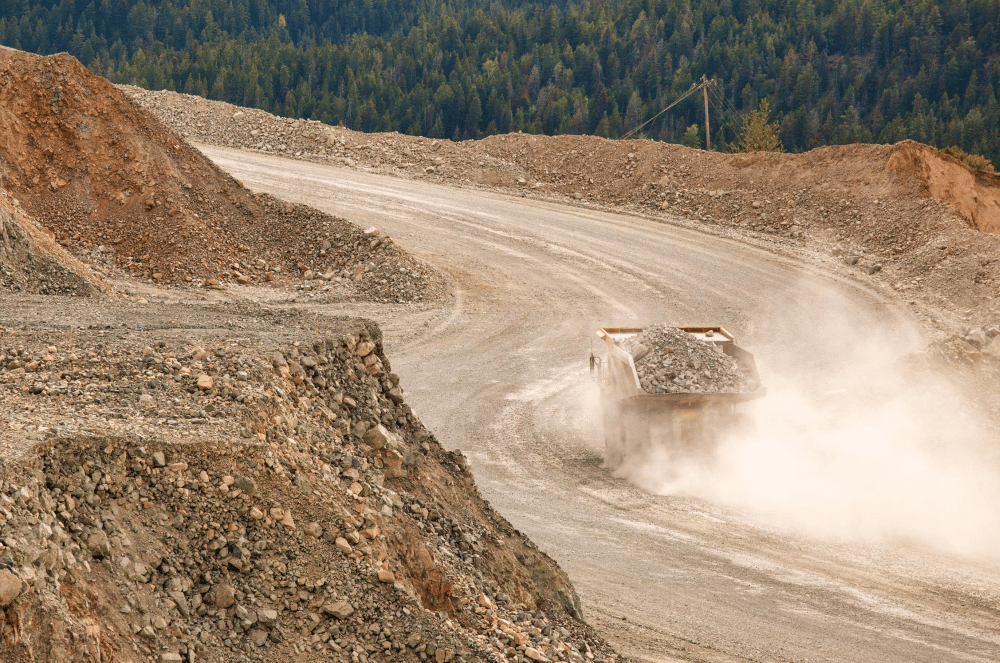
[{"left": 620, "top": 325, "right": 754, "bottom": 394}]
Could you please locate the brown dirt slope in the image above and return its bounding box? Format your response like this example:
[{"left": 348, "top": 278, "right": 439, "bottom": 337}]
[
  {"left": 887, "top": 140, "right": 1000, "bottom": 235},
  {"left": 0, "top": 47, "right": 436, "bottom": 302},
  {"left": 0, "top": 188, "right": 102, "bottom": 295}
]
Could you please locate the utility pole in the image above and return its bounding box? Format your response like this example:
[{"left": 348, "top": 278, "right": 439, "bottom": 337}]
[{"left": 701, "top": 75, "right": 711, "bottom": 151}]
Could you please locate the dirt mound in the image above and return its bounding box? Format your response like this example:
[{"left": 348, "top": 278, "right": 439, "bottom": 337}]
[
  {"left": 0, "top": 48, "right": 438, "bottom": 303},
  {"left": 0, "top": 188, "right": 102, "bottom": 296},
  {"left": 0, "top": 323, "right": 620, "bottom": 663},
  {"left": 887, "top": 140, "right": 1000, "bottom": 235},
  {"left": 621, "top": 325, "right": 753, "bottom": 394}
]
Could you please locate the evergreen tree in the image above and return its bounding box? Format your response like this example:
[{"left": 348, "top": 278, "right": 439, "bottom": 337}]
[
  {"left": 682, "top": 124, "right": 702, "bottom": 148},
  {"left": 2, "top": 0, "right": 1000, "bottom": 162},
  {"left": 738, "top": 100, "right": 783, "bottom": 152}
]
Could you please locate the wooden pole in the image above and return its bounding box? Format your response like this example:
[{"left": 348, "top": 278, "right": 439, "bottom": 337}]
[{"left": 702, "top": 75, "right": 711, "bottom": 151}]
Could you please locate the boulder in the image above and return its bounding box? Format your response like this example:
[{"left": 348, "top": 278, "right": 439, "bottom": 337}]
[
  {"left": 363, "top": 424, "right": 391, "bottom": 450},
  {"left": 322, "top": 600, "right": 355, "bottom": 619},
  {"left": 983, "top": 335, "right": 1000, "bottom": 359},
  {"left": 0, "top": 569, "right": 23, "bottom": 607},
  {"left": 206, "top": 582, "right": 236, "bottom": 609},
  {"left": 88, "top": 530, "right": 111, "bottom": 559}
]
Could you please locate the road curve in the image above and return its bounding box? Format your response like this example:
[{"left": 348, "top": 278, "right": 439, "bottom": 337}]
[{"left": 201, "top": 145, "right": 1000, "bottom": 663}]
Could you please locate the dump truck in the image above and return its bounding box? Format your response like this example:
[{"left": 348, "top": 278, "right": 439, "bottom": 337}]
[{"left": 591, "top": 326, "right": 765, "bottom": 469}]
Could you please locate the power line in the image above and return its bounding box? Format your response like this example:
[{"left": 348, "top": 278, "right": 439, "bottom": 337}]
[
  {"left": 708, "top": 85, "right": 741, "bottom": 139},
  {"left": 622, "top": 81, "right": 701, "bottom": 139},
  {"left": 709, "top": 82, "right": 748, "bottom": 144},
  {"left": 622, "top": 77, "right": 745, "bottom": 148}
]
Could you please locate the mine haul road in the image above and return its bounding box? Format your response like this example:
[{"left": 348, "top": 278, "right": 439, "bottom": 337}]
[{"left": 202, "top": 145, "right": 1000, "bottom": 663}]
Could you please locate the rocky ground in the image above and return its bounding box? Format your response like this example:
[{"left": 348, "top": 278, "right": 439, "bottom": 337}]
[
  {"left": 619, "top": 326, "right": 754, "bottom": 395},
  {"left": 123, "top": 84, "right": 1000, "bottom": 422},
  {"left": 0, "top": 189, "right": 102, "bottom": 296},
  {"left": 0, "top": 48, "right": 621, "bottom": 663},
  {"left": 0, "top": 305, "right": 619, "bottom": 663},
  {"left": 3, "top": 46, "right": 1000, "bottom": 663}
]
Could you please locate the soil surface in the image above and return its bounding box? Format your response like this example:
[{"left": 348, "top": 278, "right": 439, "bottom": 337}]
[
  {"left": 0, "top": 298, "right": 616, "bottom": 663},
  {"left": 126, "top": 86, "right": 1000, "bottom": 322},
  {"left": 0, "top": 189, "right": 102, "bottom": 296},
  {"left": 0, "top": 48, "right": 605, "bottom": 663}
]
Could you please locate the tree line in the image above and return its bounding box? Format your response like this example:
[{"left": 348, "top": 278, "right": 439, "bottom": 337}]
[{"left": 2, "top": 0, "right": 999, "bottom": 162}]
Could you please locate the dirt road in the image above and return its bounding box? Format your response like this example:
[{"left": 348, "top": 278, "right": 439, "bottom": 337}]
[{"left": 200, "top": 145, "right": 1000, "bottom": 663}]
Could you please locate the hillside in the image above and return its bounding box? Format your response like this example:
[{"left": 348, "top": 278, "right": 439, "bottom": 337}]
[
  {"left": 2, "top": 0, "right": 999, "bottom": 163},
  {"left": 0, "top": 44, "right": 620, "bottom": 663},
  {"left": 0, "top": 324, "right": 617, "bottom": 663}
]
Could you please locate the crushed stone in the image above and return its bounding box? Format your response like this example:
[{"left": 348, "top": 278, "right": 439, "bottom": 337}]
[
  {"left": 620, "top": 325, "right": 754, "bottom": 394},
  {"left": 0, "top": 48, "right": 441, "bottom": 304}
]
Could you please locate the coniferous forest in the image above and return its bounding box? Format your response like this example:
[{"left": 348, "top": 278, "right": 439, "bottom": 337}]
[{"left": 2, "top": 0, "right": 999, "bottom": 162}]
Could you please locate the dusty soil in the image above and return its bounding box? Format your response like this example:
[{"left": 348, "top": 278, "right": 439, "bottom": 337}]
[
  {"left": 0, "top": 48, "right": 441, "bottom": 304},
  {"left": 0, "top": 189, "right": 102, "bottom": 296},
  {"left": 191, "top": 147, "right": 1000, "bottom": 663},
  {"left": 2, "top": 47, "right": 1000, "bottom": 663},
  {"left": 887, "top": 142, "right": 1000, "bottom": 235},
  {"left": 0, "top": 48, "right": 617, "bottom": 663}
]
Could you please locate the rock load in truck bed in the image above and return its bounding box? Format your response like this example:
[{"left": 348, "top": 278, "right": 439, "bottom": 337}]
[{"left": 620, "top": 324, "right": 755, "bottom": 394}]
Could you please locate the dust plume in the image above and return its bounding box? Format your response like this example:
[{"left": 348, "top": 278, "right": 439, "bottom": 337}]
[{"left": 610, "top": 298, "right": 1000, "bottom": 560}]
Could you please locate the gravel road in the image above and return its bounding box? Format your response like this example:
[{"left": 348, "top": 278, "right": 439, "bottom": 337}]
[{"left": 200, "top": 145, "right": 1000, "bottom": 663}]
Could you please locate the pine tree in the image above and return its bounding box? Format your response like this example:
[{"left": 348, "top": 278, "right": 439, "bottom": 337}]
[
  {"left": 738, "top": 100, "right": 784, "bottom": 152},
  {"left": 624, "top": 91, "right": 643, "bottom": 132},
  {"left": 681, "top": 123, "right": 701, "bottom": 148}
]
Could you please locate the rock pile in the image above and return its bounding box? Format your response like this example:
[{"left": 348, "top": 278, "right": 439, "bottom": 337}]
[
  {"left": 620, "top": 325, "right": 754, "bottom": 394},
  {"left": 931, "top": 323, "right": 1000, "bottom": 366},
  {"left": 0, "top": 48, "right": 440, "bottom": 303},
  {"left": 0, "top": 321, "right": 621, "bottom": 663},
  {"left": 0, "top": 188, "right": 101, "bottom": 296}
]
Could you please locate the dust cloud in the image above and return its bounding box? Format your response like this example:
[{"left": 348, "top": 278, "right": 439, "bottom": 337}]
[{"left": 607, "top": 301, "right": 1000, "bottom": 560}]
